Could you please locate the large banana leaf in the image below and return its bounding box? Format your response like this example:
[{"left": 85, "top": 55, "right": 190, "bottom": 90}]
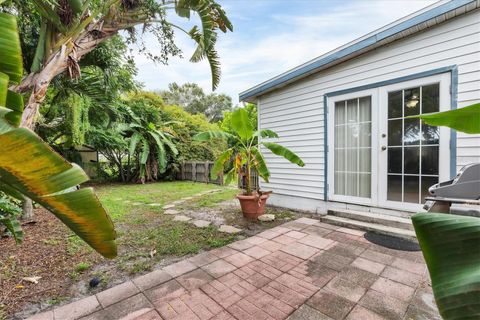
[
  {"left": 211, "top": 148, "right": 232, "bottom": 179},
  {"left": 0, "top": 128, "right": 117, "bottom": 258},
  {"left": 0, "top": 11, "right": 116, "bottom": 258},
  {"left": 230, "top": 108, "right": 253, "bottom": 141},
  {"left": 0, "top": 13, "right": 23, "bottom": 83},
  {"left": 252, "top": 147, "right": 270, "bottom": 182},
  {"left": 254, "top": 129, "right": 279, "bottom": 139},
  {"left": 262, "top": 142, "right": 305, "bottom": 167},
  {"left": 412, "top": 213, "right": 480, "bottom": 319},
  {"left": 411, "top": 103, "right": 480, "bottom": 134}
]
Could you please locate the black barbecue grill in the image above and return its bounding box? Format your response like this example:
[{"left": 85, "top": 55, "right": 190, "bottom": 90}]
[{"left": 423, "top": 163, "right": 480, "bottom": 215}]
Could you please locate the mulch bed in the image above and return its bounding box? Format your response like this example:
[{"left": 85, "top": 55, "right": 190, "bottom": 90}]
[{"left": 0, "top": 208, "right": 94, "bottom": 319}]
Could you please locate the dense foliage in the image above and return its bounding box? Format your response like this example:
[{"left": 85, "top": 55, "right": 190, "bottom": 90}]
[
  {"left": 84, "top": 91, "right": 227, "bottom": 183},
  {"left": 0, "top": 193, "right": 23, "bottom": 244}
]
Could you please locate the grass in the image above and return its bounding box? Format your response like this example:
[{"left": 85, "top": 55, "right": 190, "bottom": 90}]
[
  {"left": 75, "top": 262, "right": 91, "bottom": 272},
  {"left": 67, "top": 234, "right": 91, "bottom": 256},
  {"left": 42, "top": 237, "right": 61, "bottom": 246},
  {"left": 95, "top": 181, "right": 222, "bottom": 220},
  {"left": 90, "top": 182, "right": 238, "bottom": 275},
  {"left": 45, "top": 296, "right": 69, "bottom": 306},
  {"left": 180, "top": 188, "right": 238, "bottom": 209}
]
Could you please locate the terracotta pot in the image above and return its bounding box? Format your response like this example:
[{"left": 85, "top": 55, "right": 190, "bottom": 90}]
[{"left": 236, "top": 193, "right": 270, "bottom": 219}]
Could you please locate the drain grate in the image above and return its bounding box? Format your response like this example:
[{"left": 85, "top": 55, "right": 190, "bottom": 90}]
[{"left": 364, "top": 231, "right": 420, "bottom": 251}]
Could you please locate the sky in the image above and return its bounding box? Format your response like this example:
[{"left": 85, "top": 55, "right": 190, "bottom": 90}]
[{"left": 132, "top": 0, "right": 438, "bottom": 104}]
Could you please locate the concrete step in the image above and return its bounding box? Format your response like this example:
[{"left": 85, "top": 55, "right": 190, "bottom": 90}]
[
  {"left": 321, "top": 215, "right": 417, "bottom": 241},
  {"left": 327, "top": 209, "right": 414, "bottom": 231}
]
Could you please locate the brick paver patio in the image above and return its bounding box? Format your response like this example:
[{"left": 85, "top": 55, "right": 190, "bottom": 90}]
[{"left": 28, "top": 218, "right": 440, "bottom": 320}]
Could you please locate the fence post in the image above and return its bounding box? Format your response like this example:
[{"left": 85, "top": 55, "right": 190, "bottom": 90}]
[
  {"left": 204, "top": 162, "right": 209, "bottom": 184},
  {"left": 219, "top": 170, "right": 224, "bottom": 186},
  {"left": 181, "top": 162, "right": 185, "bottom": 180},
  {"left": 191, "top": 162, "right": 196, "bottom": 182}
]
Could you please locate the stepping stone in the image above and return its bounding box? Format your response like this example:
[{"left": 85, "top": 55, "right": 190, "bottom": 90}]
[
  {"left": 163, "top": 204, "right": 175, "bottom": 209},
  {"left": 183, "top": 197, "right": 194, "bottom": 201},
  {"left": 172, "top": 200, "right": 185, "bottom": 205},
  {"left": 219, "top": 225, "right": 243, "bottom": 234},
  {"left": 164, "top": 209, "right": 179, "bottom": 215},
  {"left": 147, "top": 203, "right": 162, "bottom": 207},
  {"left": 258, "top": 214, "right": 275, "bottom": 222},
  {"left": 174, "top": 215, "right": 191, "bottom": 222},
  {"left": 192, "top": 220, "right": 211, "bottom": 228},
  {"left": 124, "top": 200, "right": 131, "bottom": 203},
  {"left": 132, "top": 202, "right": 143, "bottom": 206},
  {"left": 205, "top": 189, "right": 221, "bottom": 194}
]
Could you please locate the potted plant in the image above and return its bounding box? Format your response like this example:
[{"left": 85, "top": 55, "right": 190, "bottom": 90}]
[{"left": 194, "top": 108, "right": 304, "bottom": 219}]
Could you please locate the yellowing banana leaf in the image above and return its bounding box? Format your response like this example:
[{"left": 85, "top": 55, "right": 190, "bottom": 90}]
[
  {"left": 412, "top": 213, "right": 480, "bottom": 320},
  {"left": 0, "top": 128, "right": 117, "bottom": 258}
]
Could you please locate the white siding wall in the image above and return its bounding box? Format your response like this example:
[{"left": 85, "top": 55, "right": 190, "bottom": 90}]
[{"left": 258, "top": 10, "right": 480, "bottom": 210}]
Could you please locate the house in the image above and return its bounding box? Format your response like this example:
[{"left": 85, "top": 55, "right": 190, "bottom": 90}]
[{"left": 240, "top": 0, "right": 480, "bottom": 218}]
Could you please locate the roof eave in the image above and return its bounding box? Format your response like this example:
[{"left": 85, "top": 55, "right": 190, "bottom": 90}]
[{"left": 239, "top": 0, "right": 478, "bottom": 102}]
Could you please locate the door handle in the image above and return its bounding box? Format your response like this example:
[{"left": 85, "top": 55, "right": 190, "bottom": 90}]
[{"left": 381, "top": 146, "right": 387, "bottom": 151}]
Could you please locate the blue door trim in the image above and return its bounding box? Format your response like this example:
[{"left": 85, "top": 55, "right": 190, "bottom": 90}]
[{"left": 323, "top": 65, "right": 458, "bottom": 201}]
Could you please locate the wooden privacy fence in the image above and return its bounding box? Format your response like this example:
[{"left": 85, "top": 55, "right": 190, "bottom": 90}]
[{"left": 178, "top": 161, "right": 223, "bottom": 185}]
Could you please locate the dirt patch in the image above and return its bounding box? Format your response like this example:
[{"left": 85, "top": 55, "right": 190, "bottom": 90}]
[{"left": 0, "top": 208, "right": 99, "bottom": 319}]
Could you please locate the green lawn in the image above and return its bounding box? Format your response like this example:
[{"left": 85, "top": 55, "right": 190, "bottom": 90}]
[
  {"left": 95, "top": 181, "right": 227, "bottom": 220},
  {"left": 70, "top": 181, "right": 238, "bottom": 275}
]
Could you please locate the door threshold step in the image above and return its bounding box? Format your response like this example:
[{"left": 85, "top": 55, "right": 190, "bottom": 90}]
[
  {"left": 321, "top": 215, "right": 417, "bottom": 241},
  {"left": 327, "top": 209, "right": 413, "bottom": 231}
]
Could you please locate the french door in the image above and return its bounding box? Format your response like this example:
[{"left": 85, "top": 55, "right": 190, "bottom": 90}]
[
  {"left": 328, "top": 89, "right": 379, "bottom": 206},
  {"left": 328, "top": 73, "right": 451, "bottom": 211},
  {"left": 378, "top": 74, "right": 450, "bottom": 211}
]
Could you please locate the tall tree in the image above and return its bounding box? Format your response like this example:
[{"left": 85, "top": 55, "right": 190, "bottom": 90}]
[
  {"left": 160, "top": 82, "right": 232, "bottom": 121},
  {"left": 2, "top": 0, "right": 232, "bottom": 130},
  {"left": 2, "top": 0, "right": 232, "bottom": 218}
]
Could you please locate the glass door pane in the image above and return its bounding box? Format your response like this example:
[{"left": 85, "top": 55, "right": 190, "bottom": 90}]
[
  {"left": 334, "top": 97, "right": 372, "bottom": 198},
  {"left": 386, "top": 84, "right": 440, "bottom": 204}
]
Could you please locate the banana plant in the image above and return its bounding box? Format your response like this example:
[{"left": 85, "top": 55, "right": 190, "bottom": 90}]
[
  {"left": 194, "top": 108, "right": 305, "bottom": 195},
  {"left": 122, "top": 120, "right": 178, "bottom": 183},
  {"left": 10, "top": 0, "right": 233, "bottom": 130},
  {"left": 0, "top": 11, "right": 116, "bottom": 258},
  {"left": 411, "top": 102, "right": 480, "bottom": 319}
]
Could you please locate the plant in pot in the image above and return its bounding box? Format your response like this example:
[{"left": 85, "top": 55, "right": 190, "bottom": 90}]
[{"left": 194, "top": 108, "right": 305, "bottom": 219}]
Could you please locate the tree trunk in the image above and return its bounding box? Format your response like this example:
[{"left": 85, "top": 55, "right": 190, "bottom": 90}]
[
  {"left": 16, "top": 29, "right": 118, "bottom": 129},
  {"left": 22, "top": 198, "right": 34, "bottom": 220},
  {"left": 14, "top": 30, "right": 117, "bottom": 218}
]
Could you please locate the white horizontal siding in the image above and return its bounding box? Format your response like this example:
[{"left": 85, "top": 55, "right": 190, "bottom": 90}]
[{"left": 258, "top": 10, "right": 480, "bottom": 201}]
